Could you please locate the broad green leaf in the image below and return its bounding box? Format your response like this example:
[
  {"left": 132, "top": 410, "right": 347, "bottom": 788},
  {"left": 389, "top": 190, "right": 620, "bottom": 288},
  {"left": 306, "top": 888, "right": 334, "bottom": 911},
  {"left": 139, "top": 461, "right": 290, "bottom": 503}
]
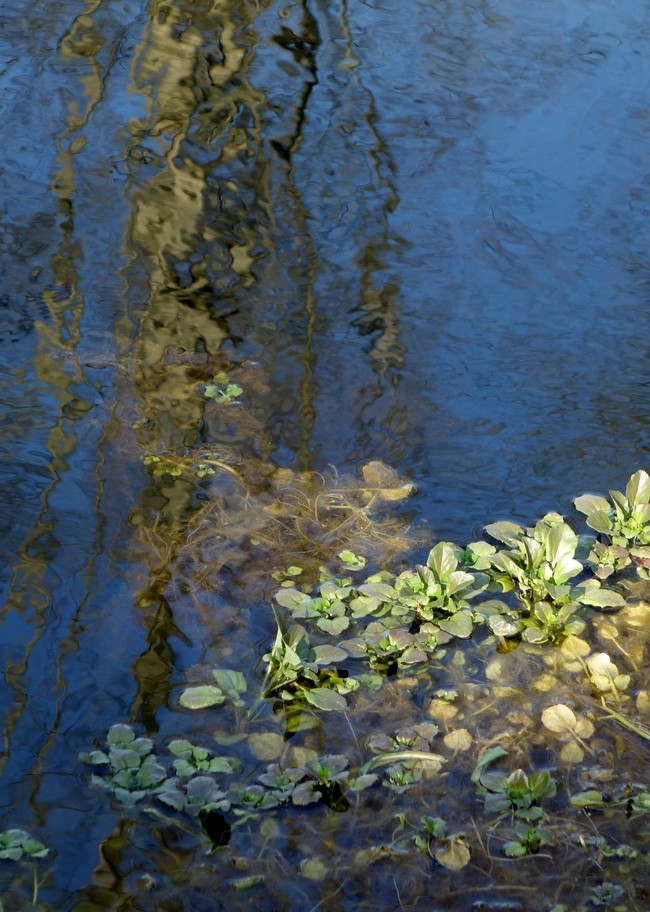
[
  {"left": 157, "top": 786, "right": 186, "bottom": 811},
  {"left": 485, "top": 522, "right": 524, "bottom": 546},
  {"left": 179, "top": 685, "right": 225, "bottom": 709},
  {"left": 172, "top": 759, "right": 196, "bottom": 778},
  {"left": 107, "top": 724, "right": 136, "bottom": 745},
  {"left": 274, "top": 589, "right": 313, "bottom": 611},
  {"left": 635, "top": 503, "right": 650, "bottom": 524},
  {"left": 610, "top": 489, "right": 629, "bottom": 512},
  {"left": 168, "top": 739, "right": 194, "bottom": 758},
  {"left": 348, "top": 773, "right": 379, "bottom": 791},
  {"left": 20, "top": 839, "right": 48, "bottom": 859},
  {"left": 574, "top": 494, "right": 611, "bottom": 516},
  {"left": 427, "top": 542, "right": 458, "bottom": 580},
  {"left": 626, "top": 470, "right": 650, "bottom": 506},
  {"left": 359, "top": 583, "right": 396, "bottom": 601},
  {"left": 446, "top": 569, "right": 476, "bottom": 595},
  {"left": 317, "top": 616, "right": 350, "bottom": 635},
  {"left": 212, "top": 668, "right": 246, "bottom": 696},
  {"left": 491, "top": 552, "right": 524, "bottom": 580},
  {"left": 522, "top": 626, "right": 548, "bottom": 644},
  {"left": 438, "top": 612, "right": 474, "bottom": 638},
  {"left": 114, "top": 787, "right": 146, "bottom": 807},
  {"left": 138, "top": 758, "right": 166, "bottom": 787},
  {"left": 487, "top": 615, "right": 522, "bottom": 637},
  {"left": 0, "top": 847, "right": 23, "bottom": 860},
  {"left": 578, "top": 587, "right": 625, "bottom": 609},
  {"left": 553, "top": 555, "right": 583, "bottom": 582},
  {"left": 109, "top": 748, "right": 141, "bottom": 771},
  {"left": 471, "top": 746, "right": 508, "bottom": 784},
  {"left": 338, "top": 550, "right": 366, "bottom": 569},
  {"left": 311, "top": 645, "right": 349, "bottom": 665},
  {"left": 570, "top": 790, "right": 605, "bottom": 808},
  {"left": 546, "top": 523, "right": 577, "bottom": 565},
  {"left": 303, "top": 688, "right": 347, "bottom": 711},
  {"left": 632, "top": 792, "right": 650, "bottom": 811},
  {"left": 504, "top": 841, "right": 527, "bottom": 857},
  {"left": 585, "top": 511, "right": 614, "bottom": 534}
]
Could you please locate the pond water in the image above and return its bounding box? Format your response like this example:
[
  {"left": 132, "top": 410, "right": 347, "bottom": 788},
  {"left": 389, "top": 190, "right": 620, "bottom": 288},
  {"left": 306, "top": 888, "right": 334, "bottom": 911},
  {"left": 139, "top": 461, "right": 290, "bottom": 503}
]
[{"left": 2, "top": 0, "right": 650, "bottom": 908}]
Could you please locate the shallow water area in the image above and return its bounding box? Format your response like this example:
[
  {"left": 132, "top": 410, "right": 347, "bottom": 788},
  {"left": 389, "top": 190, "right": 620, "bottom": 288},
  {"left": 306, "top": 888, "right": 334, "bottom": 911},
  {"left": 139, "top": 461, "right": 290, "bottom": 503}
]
[{"left": 1, "top": 0, "right": 650, "bottom": 908}]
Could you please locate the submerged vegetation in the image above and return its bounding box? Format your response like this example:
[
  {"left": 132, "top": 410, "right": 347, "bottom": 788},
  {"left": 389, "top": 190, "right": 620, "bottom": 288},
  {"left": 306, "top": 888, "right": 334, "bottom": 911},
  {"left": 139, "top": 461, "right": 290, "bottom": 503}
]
[{"left": 64, "top": 469, "right": 650, "bottom": 910}]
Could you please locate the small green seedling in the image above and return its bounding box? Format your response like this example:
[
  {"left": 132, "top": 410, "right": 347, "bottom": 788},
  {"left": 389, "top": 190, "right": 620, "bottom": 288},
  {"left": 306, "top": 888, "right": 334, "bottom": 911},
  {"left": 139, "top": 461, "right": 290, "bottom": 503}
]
[{"left": 0, "top": 830, "right": 48, "bottom": 861}]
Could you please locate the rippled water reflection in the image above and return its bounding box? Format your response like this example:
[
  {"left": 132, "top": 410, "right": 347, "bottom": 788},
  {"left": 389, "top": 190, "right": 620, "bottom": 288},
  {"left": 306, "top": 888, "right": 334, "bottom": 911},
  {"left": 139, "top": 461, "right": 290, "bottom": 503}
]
[{"left": 2, "top": 0, "right": 650, "bottom": 907}]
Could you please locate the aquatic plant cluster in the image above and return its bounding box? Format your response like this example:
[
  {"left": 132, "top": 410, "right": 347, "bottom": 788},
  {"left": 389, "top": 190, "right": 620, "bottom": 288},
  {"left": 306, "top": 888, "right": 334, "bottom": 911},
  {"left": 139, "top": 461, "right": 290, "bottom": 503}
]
[
  {"left": 54, "top": 471, "right": 650, "bottom": 907},
  {"left": 0, "top": 469, "right": 639, "bottom": 908}
]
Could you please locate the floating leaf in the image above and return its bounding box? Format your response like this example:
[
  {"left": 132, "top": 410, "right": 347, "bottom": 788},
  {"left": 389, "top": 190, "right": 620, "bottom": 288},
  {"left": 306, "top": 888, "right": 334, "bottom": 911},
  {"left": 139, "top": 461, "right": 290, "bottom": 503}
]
[
  {"left": 570, "top": 790, "right": 605, "bottom": 808},
  {"left": 574, "top": 494, "right": 611, "bottom": 517},
  {"left": 438, "top": 611, "right": 474, "bottom": 638},
  {"left": 79, "top": 750, "right": 110, "bottom": 766},
  {"left": 338, "top": 550, "right": 366, "bottom": 569},
  {"left": 487, "top": 614, "right": 522, "bottom": 637},
  {"left": 212, "top": 669, "right": 247, "bottom": 698},
  {"left": 303, "top": 688, "right": 347, "bottom": 711},
  {"left": 107, "top": 724, "right": 136, "bottom": 746},
  {"left": 578, "top": 587, "right": 625, "bottom": 609},
  {"left": 485, "top": 521, "right": 524, "bottom": 546},
  {"left": 311, "top": 645, "right": 349, "bottom": 665},
  {"left": 179, "top": 685, "right": 225, "bottom": 709}
]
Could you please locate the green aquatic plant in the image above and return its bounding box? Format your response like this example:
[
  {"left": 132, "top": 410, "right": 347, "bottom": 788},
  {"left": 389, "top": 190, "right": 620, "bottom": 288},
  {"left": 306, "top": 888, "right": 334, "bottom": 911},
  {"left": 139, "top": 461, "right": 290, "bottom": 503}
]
[
  {"left": 391, "top": 541, "right": 489, "bottom": 636},
  {"left": 585, "top": 653, "right": 630, "bottom": 705},
  {"left": 157, "top": 775, "right": 231, "bottom": 817},
  {"left": 275, "top": 579, "right": 355, "bottom": 634},
  {"left": 0, "top": 830, "right": 48, "bottom": 861},
  {"left": 503, "top": 822, "right": 551, "bottom": 857},
  {"left": 273, "top": 541, "right": 491, "bottom": 665},
  {"left": 477, "top": 767, "right": 557, "bottom": 822},
  {"left": 78, "top": 468, "right": 650, "bottom": 904},
  {"left": 179, "top": 668, "right": 248, "bottom": 710},
  {"left": 519, "top": 599, "right": 587, "bottom": 645},
  {"left": 261, "top": 616, "right": 356, "bottom": 711},
  {"left": 168, "top": 740, "right": 239, "bottom": 777},
  {"left": 79, "top": 724, "right": 167, "bottom": 807},
  {"left": 485, "top": 514, "right": 624, "bottom": 645},
  {"left": 340, "top": 620, "right": 443, "bottom": 673},
  {"left": 574, "top": 470, "right": 650, "bottom": 548},
  {"left": 201, "top": 371, "right": 243, "bottom": 402}
]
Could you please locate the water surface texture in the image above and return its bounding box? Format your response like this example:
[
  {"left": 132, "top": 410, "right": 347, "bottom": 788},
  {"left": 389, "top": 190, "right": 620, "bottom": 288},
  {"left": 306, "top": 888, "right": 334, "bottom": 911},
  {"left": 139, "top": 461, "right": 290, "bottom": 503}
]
[{"left": 1, "top": 0, "right": 650, "bottom": 908}]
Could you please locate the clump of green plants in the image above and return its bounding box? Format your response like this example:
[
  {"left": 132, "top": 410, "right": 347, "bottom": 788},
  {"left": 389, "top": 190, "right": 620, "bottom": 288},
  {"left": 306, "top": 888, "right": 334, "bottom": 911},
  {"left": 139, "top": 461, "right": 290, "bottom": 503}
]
[
  {"left": 260, "top": 617, "right": 358, "bottom": 712},
  {"left": 484, "top": 513, "right": 624, "bottom": 643},
  {"left": 79, "top": 724, "right": 167, "bottom": 807},
  {"left": 472, "top": 750, "right": 557, "bottom": 857},
  {"left": 77, "top": 469, "right": 650, "bottom": 910},
  {"left": 0, "top": 830, "right": 48, "bottom": 862},
  {"left": 200, "top": 372, "right": 243, "bottom": 403},
  {"left": 575, "top": 469, "right": 650, "bottom": 578}
]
